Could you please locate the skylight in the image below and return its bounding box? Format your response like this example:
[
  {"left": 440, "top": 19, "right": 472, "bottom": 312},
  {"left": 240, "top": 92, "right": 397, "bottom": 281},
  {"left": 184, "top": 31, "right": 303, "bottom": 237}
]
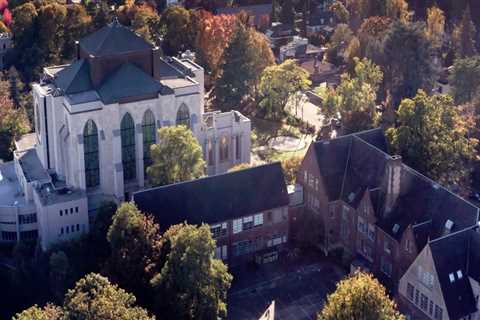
[
  {"left": 449, "top": 273, "right": 455, "bottom": 283},
  {"left": 457, "top": 270, "right": 463, "bottom": 279}
]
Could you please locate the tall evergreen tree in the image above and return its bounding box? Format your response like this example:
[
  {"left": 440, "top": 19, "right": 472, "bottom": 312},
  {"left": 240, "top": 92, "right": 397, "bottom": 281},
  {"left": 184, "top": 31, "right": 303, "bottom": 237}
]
[{"left": 452, "top": 5, "right": 477, "bottom": 58}]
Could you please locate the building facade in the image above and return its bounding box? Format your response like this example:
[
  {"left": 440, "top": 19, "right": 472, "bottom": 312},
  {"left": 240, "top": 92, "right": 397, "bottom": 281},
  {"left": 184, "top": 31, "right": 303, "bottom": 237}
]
[
  {"left": 133, "top": 163, "right": 291, "bottom": 266},
  {"left": 0, "top": 21, "right": 250, "bottom": 250}
]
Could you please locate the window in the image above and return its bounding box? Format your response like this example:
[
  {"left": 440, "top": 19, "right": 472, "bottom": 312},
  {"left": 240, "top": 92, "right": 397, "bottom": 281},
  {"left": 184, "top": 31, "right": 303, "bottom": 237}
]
[
  {"left": 308, "top": 174, "right": 314, "bottom": 187},
  {"left": 142, "top": 110, "right": 156, "bottom": 177},
  {"left": 121, "top": 113, "right": 136, "bottom": 181},
  {"left": 342, "top": 205, "right": 349, "bottom": 220},
  {"left": 236, "top": 136, "right": 241, "bottom": 160},
  {"left": 70, "top": 208, "right": 73, "bottom": 214},
  {"left": 60, "top": 227, "right": 64, "bottom": 235},
  {"left": 233, "top": 240, "right": 254, "bottom": 256},
  {"left": 243, "top": 216, "right": 254, "bottom": 230},
  {"left": 315, "top": 178, "right": 319, "bottom": 191},
  {"left": 405, "top": 239, "right": 413, "bottom": 253},
  {"left": 358, "top": 216, "right": 366, "bottom": 234},
  {"left": 420, "top": 294, "right": 428, "bottom": 311},
  {"left": 208, "top": 139, "right": 214, "bottom": 166},
  {"left": 20, "top": 230, "right": 38, "bottom": 241},
  {"left": 381, "top": 256, "right": 392, "bottom": 277},
  {"left": 434, "top": 305, "right": 443, "bottom": 320},
  {"left": 449, "top": 273, "right": 455, "bottom": 283},
  {"left": 407, "top": 283, "right": 414, "bottom": 300},
  {"left": 83, "top": 119, "right": 100, "bottom": 188},
  {"left": 211, "top": 223, "right": 227, "bottom": 238},
  {"left": 76, "top": 224, "right": 80, "bottom": 232},
  {"left": 66, "top": 226, "right": 70, "bottom": 234},
  {"left": 254, "top": 213, "right": 263, "bottom": 226},
  {"left": 219, "top": 136, "right": 229, "bottom": 162},
  {"left": 457, "top": 270, "right": 463, "bottom": 279},
  {"left": 233, "top": 219, "right": 242, "bottom": 234},
  {"left": 75, "top": 207, "right": 78, "bottom": 213},
  {"left": 176, "top": 104, "right": 190, "bottom": 128},
  {"left": 222, "top": 245, "right": 228, "bottom": 260},
  {"left": 367, "top": 224, "right": 375, "bottom": 241},
  {"left": 418, "top": 266, "right": 434, "bottom": 288},
  {"left": 19, "top": 214, "right": 37, "bottom": 224},
  {"left": 384, "top": 239, "right": 391, "bottom": 254},
  {"left": 415, "top": 289, "right": 419, "bottom": 305},
  {"left": 60, "top": 210, "right": 63, "bottom": 217},
  {"left": 304, "top": 170, "right": 307, "bottom": 182},
  {"left": 1, "top": 231, "right": 16, "bottom": 241},
  {"left": 429, "top": 301, "right": 434, "bottom": 316}
]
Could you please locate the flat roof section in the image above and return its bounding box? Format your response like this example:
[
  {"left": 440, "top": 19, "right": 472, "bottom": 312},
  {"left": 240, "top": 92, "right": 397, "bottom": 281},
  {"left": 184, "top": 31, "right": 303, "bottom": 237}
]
[{"left": 0, "top": 161, "right": 26, "bottom": 206}]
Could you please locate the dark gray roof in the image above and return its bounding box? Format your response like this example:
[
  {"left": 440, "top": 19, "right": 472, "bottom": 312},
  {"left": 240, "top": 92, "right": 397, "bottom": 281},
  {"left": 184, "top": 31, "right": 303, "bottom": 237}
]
[
  {"left": 98, "top": 63, "right": 163, "bottom": 104},
  {"left": 430, "top": 229, "right": 480, "bottom": 319},
  {"left": 133, "top": 163, "right": 289, "bottom": 228},
  {"left": 157, "top": 58, "right": 184, "bottom": 79},
  {"left": 312, "top": 128, "right": 479, "bottom": 247},
  {"left": 16, "top": 149, "right": 50, "bottom": 183},
  {"left": 54, "top": 59, "right": 92, "bottom": 94},
  {"left": 79, "top": 20, "right": 152, "bottom": 57}
]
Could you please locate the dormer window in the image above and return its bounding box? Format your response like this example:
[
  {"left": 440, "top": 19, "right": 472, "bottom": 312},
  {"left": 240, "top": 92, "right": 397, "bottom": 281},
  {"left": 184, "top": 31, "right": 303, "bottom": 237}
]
[
  {"left": 449, "top": 273, "right": 455, "bottom": 283},
  {"left": 457, "top": 270, "right": 463, "bottom": 279}
]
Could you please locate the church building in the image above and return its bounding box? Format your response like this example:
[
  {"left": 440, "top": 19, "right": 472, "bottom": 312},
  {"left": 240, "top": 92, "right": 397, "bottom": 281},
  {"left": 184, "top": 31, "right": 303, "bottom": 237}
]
[{"left": 0, "top": 20, "right": 251, "bottom": 250}]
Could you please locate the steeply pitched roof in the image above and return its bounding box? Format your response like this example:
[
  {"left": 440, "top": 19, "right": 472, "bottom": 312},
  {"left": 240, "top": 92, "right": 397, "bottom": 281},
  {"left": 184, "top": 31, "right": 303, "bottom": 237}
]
[
  {"left": 79, "top": 19, "right": 152, "bottom": 57},
  {"left": 54, "top": 59, "right": 92, "bottom": 94},
  {"left": 98, "top": 63, "right": 163, "bottom": 104},
  {"left": 430, "top": 229, "right": 479, "bottom": 319},
  {"left": 133, "top": 163, "right": 289, "bottom": 228}
]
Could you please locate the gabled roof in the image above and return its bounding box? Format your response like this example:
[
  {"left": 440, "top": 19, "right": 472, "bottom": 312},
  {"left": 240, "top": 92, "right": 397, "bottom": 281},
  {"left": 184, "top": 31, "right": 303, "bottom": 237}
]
[
  {"left": 133, "top": 163, "right": 289, "bottom": 228},
  {"left": 79, "top": 19, "right": 152, "bottom": 57},
  {"left": 429, "top": 229, "right": 480, "bottom": 319},
  {"left": 98, "top": 63, "right": 163, "bottom": 104},
  {"left": 54, "top": 59, "right": 92, "bottom": 94}
]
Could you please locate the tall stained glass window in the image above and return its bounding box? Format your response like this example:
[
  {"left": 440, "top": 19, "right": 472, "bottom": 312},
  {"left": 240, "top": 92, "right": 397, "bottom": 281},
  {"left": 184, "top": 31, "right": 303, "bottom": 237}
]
[
  {"left": 121, "top": 113, "right": 136, "bottom": 181},
  {"left": 83, "top": 120, "right": 99, "bottom": 188},
  {"left": 142, "top": 110, "right": 156, "bottom": 177}
]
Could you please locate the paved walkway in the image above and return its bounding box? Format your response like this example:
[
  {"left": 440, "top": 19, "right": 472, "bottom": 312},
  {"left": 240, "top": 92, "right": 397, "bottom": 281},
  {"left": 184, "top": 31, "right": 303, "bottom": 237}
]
[{"left": 286, "top": 93, "right": 325, "bottom": 131}]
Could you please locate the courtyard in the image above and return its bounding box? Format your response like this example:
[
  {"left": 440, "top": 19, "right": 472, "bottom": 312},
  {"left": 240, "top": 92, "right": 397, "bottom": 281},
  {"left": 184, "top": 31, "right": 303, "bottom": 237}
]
[{"left": 227, "top": 254, "right": 346, "bottom": 320}]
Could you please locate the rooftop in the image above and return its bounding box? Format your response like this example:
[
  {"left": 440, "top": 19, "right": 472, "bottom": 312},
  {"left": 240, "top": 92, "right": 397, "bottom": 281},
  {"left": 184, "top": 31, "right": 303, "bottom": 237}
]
[
  {"left": 133, "top": 163, "right": 289, "bottom": 228},
  {"left": 35, "top": 181, "right": 86, "bottom": 206},
  {"left": 15, "top": 133, "right": 37, "bottom": 152},
  {"left": 0, "top": 161, "right": 27, "bottom": 207},
  {"left": 15, "top": 149, "right": 50, "bottom": 183}
]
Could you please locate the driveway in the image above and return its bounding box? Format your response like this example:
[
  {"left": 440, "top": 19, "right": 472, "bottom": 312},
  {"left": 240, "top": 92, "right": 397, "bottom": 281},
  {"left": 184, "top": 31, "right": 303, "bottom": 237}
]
[{"left": 227, "top": 255, "right": 345, "bottom": 320}]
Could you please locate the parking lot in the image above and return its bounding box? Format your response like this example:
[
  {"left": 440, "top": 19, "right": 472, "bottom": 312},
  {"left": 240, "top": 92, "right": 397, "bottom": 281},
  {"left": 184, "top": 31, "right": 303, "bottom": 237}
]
[{"left": 227, "top": 256, "right": 346, "bottom": 320}]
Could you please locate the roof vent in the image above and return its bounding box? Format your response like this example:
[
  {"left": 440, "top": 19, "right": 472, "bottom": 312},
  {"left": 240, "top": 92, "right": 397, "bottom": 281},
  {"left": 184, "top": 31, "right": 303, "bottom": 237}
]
[
  {"left": 449, "top": 273, "right": 455, "bottom": 283},
  {"left": 392, "top": 224, "right": 400, "bottom": 234},
  {"left": 445, "top": 219, "right": 454, "bottom": 233}
]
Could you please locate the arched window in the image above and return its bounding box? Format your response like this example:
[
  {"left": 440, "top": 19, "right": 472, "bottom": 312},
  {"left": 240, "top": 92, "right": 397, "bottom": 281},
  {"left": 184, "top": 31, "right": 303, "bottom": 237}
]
[
  {"left": 142, "top": 110, "right": 156, "bottom": 177},
  {"left": 83, "top": 120, "right": 100, "bottom": 188},
  {"left": 121, "top": 113, "right": 136, "bottom": 181},
  {"left": 219, "top": 136, "right": 229, "bottom": 162},
  {"left": 176, "top": 104, "right": 190, "bottom": 128}
]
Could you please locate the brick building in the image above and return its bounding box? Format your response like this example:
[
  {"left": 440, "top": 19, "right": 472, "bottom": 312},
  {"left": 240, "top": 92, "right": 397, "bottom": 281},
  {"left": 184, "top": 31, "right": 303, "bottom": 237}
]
[
  {"left": 133, "top": 163, "right": 291, "bottom": 266},
  {"left": 295, "top": 128, "right": 479, "bottom": 292}
]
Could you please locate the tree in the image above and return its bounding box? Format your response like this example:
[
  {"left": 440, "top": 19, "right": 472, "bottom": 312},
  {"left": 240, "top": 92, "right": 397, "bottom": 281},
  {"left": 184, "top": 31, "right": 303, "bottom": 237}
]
[
  {"left": 322, "top": 57, "right": 383, "bottom": 134},
  {"left": 106, "top": 203, "right": 163, "bottom": 305},
  {"left": 386, "top": 90, "right": 477, "bottom": 186},
  {"left": 49, "top": 251, "right": 71, "bottom": 302},
  {"left": 13, "top": 304, "right": 63, "bottom": 320},
  {"left": 248, "top": 29, "right": 275, "bottom": 93},
  {"left": 385, "top": 0, "right": 410, "bottom": 22},
  {"left": 151, "top": 223, "right": 232, "bottom": 319},
  {"left": 358, "top": 16, "right": 392, "bottom": 65},
  {"left": 281, "top": 155, "right": 302, "bottom": 185},
  {"left": 194, "top": 10, "right": 237, "bottom": 80},
  {"left": 382, "top": 21, "right": 436, "bottom": 106},
  {"left": 279, "top": 0, "right": 294, "bottom": 25},
  {"left": 258, "top": 60, "right": 311, "bottom": 120},
  {"left": 228, "top": 163, "right": 251, "bottom": 172},
  {"left": 160, "top": 5, "right": 195, "bottom": 55},
  {"left": 452, "top": 5, "right": 477, "bottom": 58},
  {"left": 63, "top": 273, "right": 155, "bottom": 320},
  {"left": 131, "top": 4, "right": 160, "bottom": 44},
  {"left": 449, "top": 56, "right": 480, "bottom": 104},
  {"left": 318, "top": 272, "right": 404, "bottom": 320},
  {"left": 330, "top": 1, "right": 349, "bottom": 24},
  {"left": 147, "top": 126, "right": 205, "bottom": 186},
  {"left": 37, "top": 3, "right": 67, "bottom": 66},
  {"left": 0, "top": 80, "right": 29, "bottom": 161},
  {"left": 426, "top": 6, "right": 445, "bottom": 50},
  {"left": 215, "top": 22, "right": 257, "bottom": 110},
  {"left": 326, "top": 23, "right": 353, "bottom": 65},
  {"left": 63, "top": 4, "right": 92, "bottom": 59}
]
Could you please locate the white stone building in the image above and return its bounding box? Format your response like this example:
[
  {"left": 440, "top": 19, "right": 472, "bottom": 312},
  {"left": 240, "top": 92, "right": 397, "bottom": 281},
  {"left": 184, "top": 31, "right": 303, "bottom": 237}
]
[{"left": 0, "top": 21, "right": 251, "bottom": 250}]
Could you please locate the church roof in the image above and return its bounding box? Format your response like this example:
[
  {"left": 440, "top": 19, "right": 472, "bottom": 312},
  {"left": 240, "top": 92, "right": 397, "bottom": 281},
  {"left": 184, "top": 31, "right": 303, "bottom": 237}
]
[
  {"left": 54, "top": 59, "right": 92, "bottom": 94},
  {"left": 79, "top": 19, "right": 153, "bottom": 57},
  {"left": 133, "top": 163, "right": 289, "bottom": 228},
  {"left": 98, "top": 63, "right": 163, "bottom": 104}
]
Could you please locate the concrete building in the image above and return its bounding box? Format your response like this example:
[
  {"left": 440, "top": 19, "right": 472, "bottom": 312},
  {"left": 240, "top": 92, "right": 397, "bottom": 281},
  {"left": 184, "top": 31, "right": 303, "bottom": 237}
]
[
  {"left": 294, "top": 128, "right": 479, "bottom": 294},
  {"left": 0, "top": 20, "right": 250, "bottom": 250},
  {"left": 133, "top": 163, "right": 291, "bottom": 266}
]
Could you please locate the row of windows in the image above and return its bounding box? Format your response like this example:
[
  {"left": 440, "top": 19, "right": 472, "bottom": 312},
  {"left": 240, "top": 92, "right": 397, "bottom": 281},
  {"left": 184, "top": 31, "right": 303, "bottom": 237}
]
[
  {"left": 407, "top": 283, "right": 443, "bottom": 319},
  {"left": 304, "top": 170, "right": 319, "bottom": 191},
  {"left": 19, "top": 214, "right": 37, "bottom": 224},
  {"left": 214, "top": 245, "right": 228, "bottom": 260},
  {"left": 232, "top": 213, "right": 264, "bottom": 234},
  {"left": 207, "top": 136, "right": 242, "bottom": 166},
  {"left": 1, "top": 231, "right": 37, "bottom": 242},
  {"left": 59, "top": 207, "right": 79, "bottom": 217},
  {"left": 59, "top": 224, "right": 82, "bottom": 236},
  {"left": 1, "top": 231, "right": 17, "bottom": 241},
  {"left": 83, "top": 106, "right": 191, "bottom": 188},
  {"left": 211, "top": 223, "right": 228, "bottom": 239},
  {"left": 380, "top": 256, "right": 392, "bottom": 277}
]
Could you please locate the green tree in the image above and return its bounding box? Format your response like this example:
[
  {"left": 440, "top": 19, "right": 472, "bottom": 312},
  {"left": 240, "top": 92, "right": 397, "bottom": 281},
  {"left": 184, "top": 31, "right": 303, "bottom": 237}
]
[
  {"left": 330, "top": 1, "right": 349, "bottom": 24},
  {"left": 382, "top": 21, "right": 436, "bottom": 106},
  {"left": 449, "top": 56, "right": 480, "bottom": 104},
  {"left": 386, "top": 90, "right": 477, "bottom": 186},
  {"left": 147, "top": 126, "right": 205, "bottom": 186},
  {"left": 318, "top": 272, "right": 404, "bottom": 320},
  {"left": 49, "top": 251, "right": 71, "bottom": 302},
  {"left": 258, "top": 59, "right": 311, "bottom": 120},
  {"left": 326, "top": 23, "right": 353, "bottom": 65},
  {"left": 63, "top": 273, "right": 155, "bottom": 320},
  {"left": 358, "top": 16, "right": 392, "bottom": 65},
  {"left": 37, "top": 3, "right": 68, "bottom": 66},
  {"left": 151, "top": 223, "right": 233, "bottom": 320},
  {"left": 426, "top": 6, "right": 445, "bottom": 50},
  {"left": 13, "top": 304, "right": 63, "bottom": 320},
  {"left": 322, "top": 57, "right": 383, "bottom": 134},
  {"left": 131, "top": 4, "right": 160, "bottom": 44},
  {"left": 63, "top": 4, "right": 92, "bottom": 59},
  {"left": 106, "top": 202, "right": 163, "bottom": 305},
  {"left": 160, "top": 5, "right": 195, "bottom": 55},
  {"left": 452, "top": 5, "right": 477, "bottom": 58},
  {"left": 215, "top": 22, "right": 257, "bottom": 111},
  {"left": 281, "top": 155, "right": 302, "bottom": 185}
]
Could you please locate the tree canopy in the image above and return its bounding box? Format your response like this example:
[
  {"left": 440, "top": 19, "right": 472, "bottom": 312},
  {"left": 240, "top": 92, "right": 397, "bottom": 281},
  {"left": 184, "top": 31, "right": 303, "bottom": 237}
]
[
  {"left": 449, "top": 55, "right": 480, "bottom": 104},
  {"left": 387, "top": 90, "right": 478, "bottom": 186},
  {"left": 452, "top": 5, "right": 477, "bottom": 58},
  {"left": 318, "top": 272, "right": 404, "bottom": 320}
]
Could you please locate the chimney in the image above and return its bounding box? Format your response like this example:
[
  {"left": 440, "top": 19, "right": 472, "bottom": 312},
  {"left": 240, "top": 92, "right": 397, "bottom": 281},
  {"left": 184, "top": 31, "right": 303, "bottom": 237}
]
[{"left": 384, "top": 155, "right": 402, "bottom": 216}]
